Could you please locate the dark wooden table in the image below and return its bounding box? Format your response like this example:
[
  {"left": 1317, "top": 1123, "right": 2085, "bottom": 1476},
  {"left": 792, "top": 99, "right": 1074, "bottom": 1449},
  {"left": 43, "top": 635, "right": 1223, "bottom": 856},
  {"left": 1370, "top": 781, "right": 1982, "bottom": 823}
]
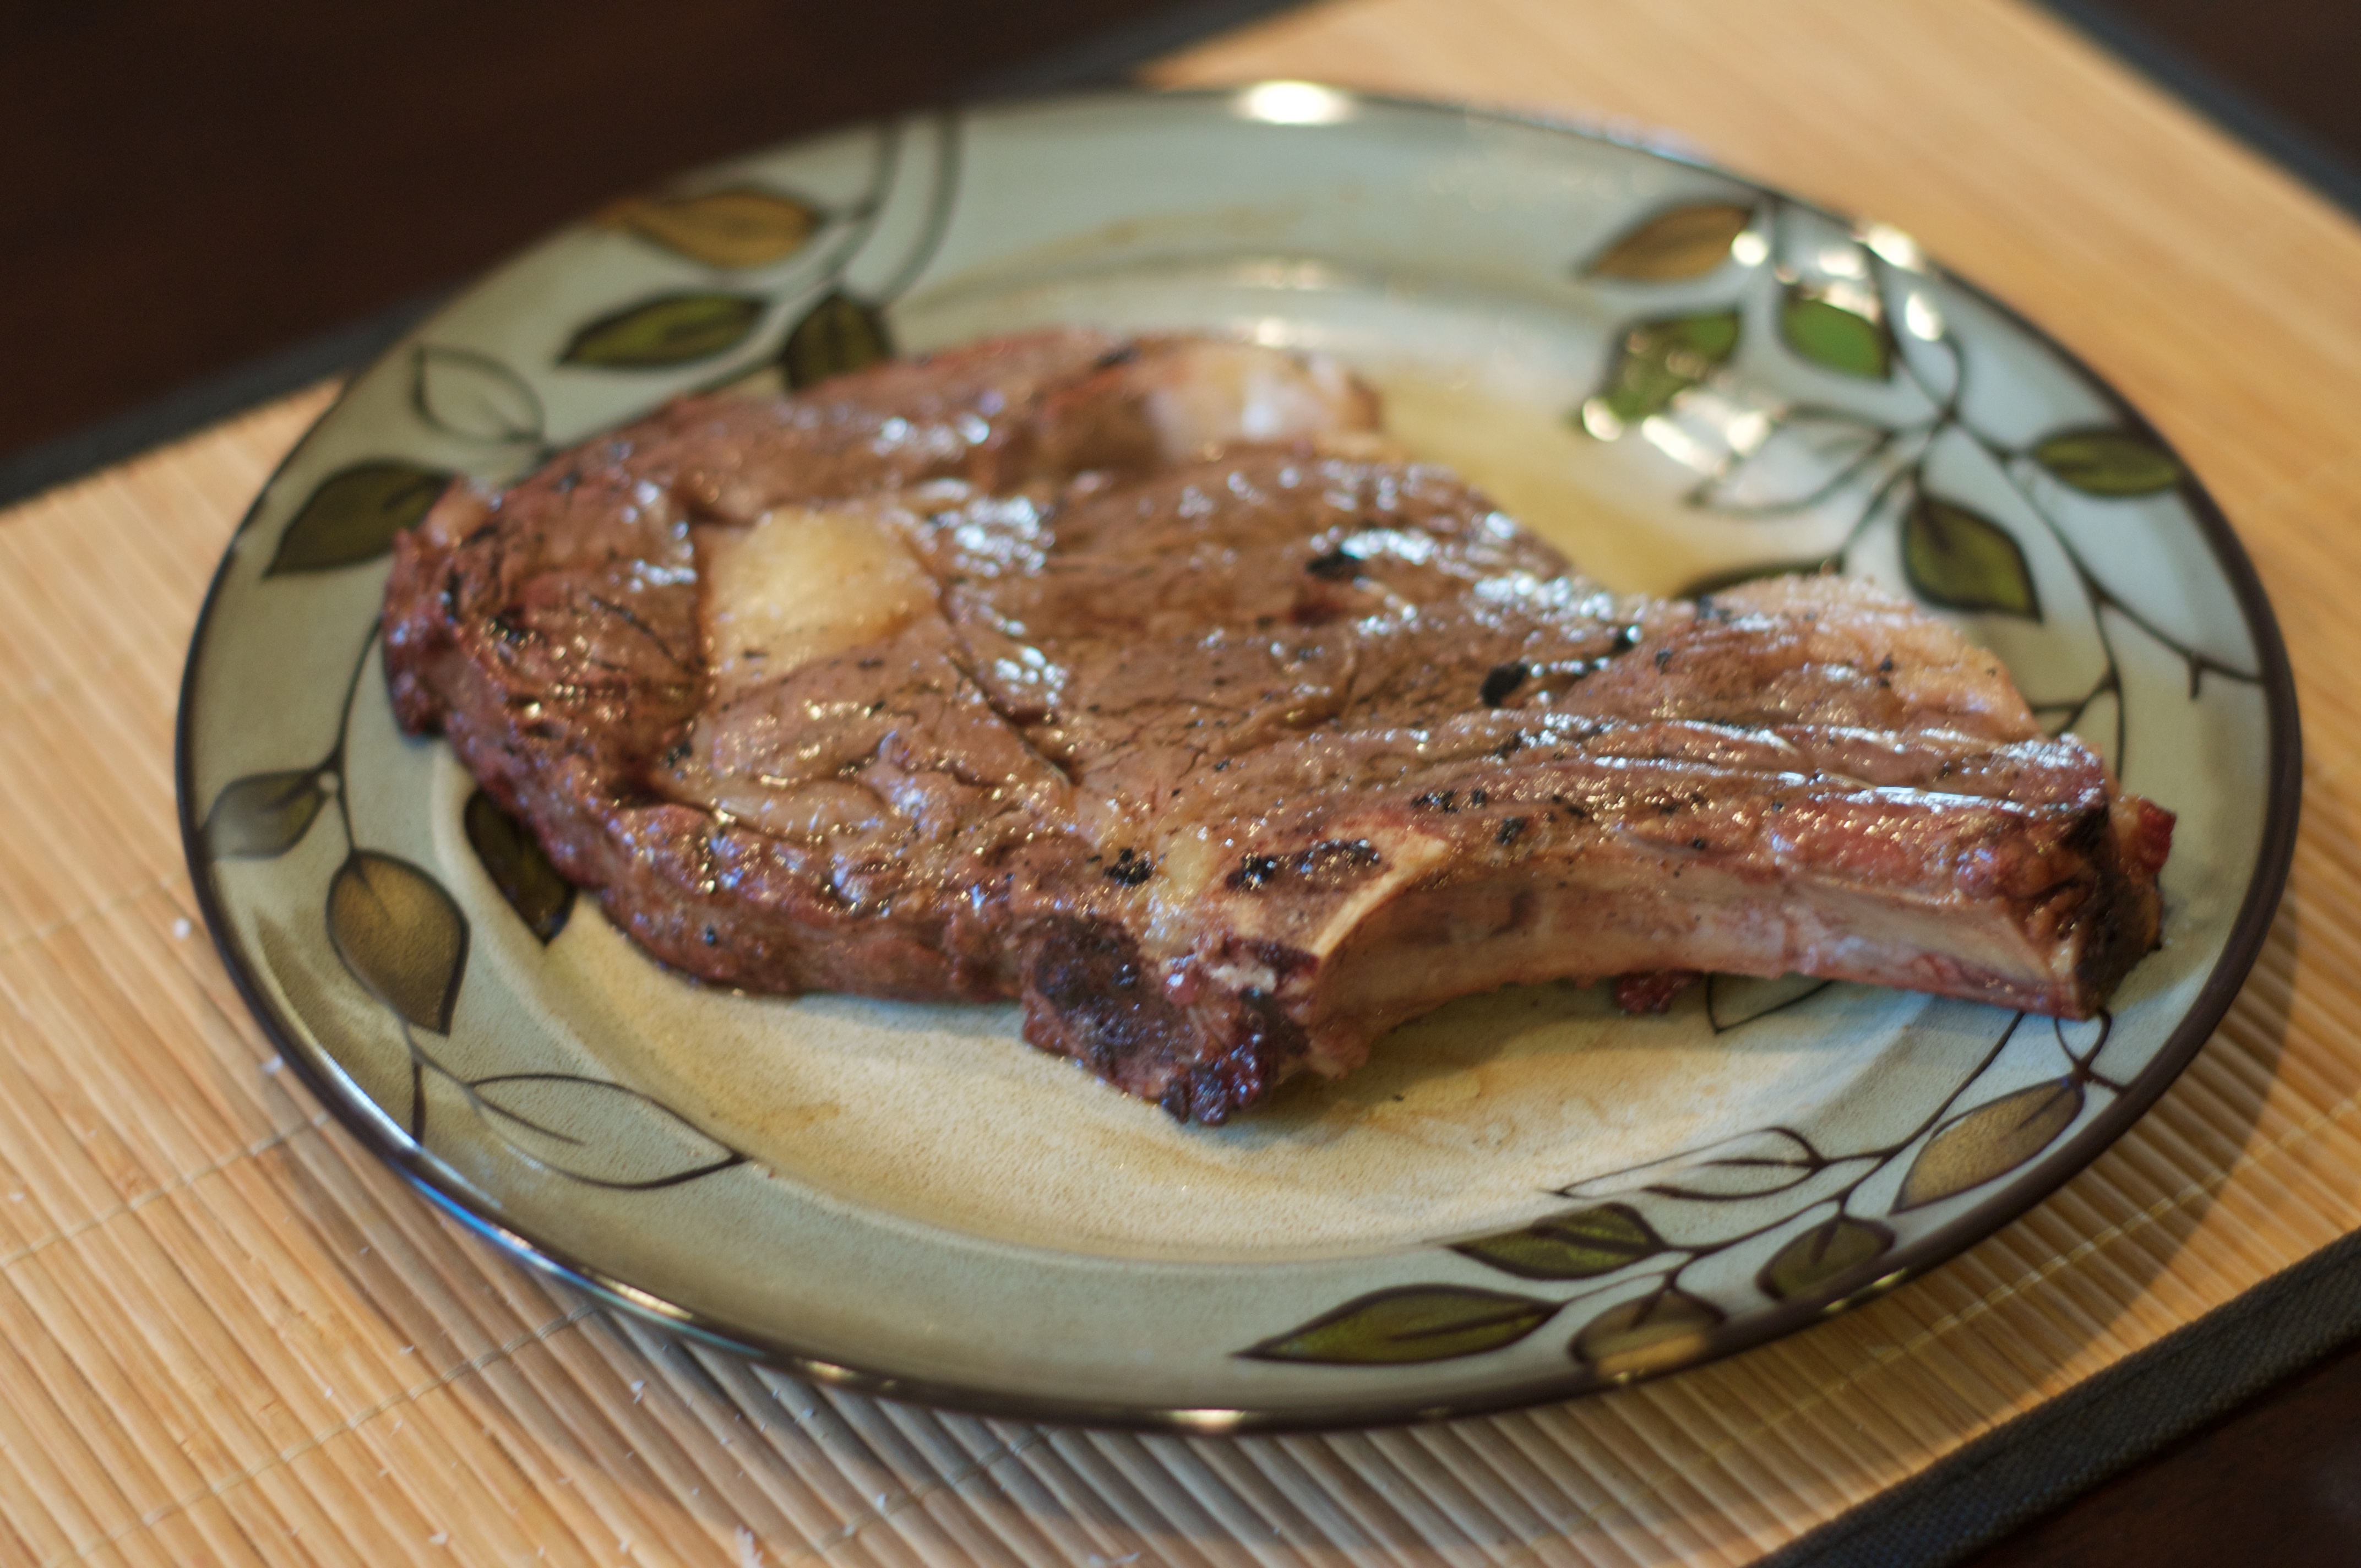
[{"left": 10, "top": 3, "right": 2360, "bottom": 1562}]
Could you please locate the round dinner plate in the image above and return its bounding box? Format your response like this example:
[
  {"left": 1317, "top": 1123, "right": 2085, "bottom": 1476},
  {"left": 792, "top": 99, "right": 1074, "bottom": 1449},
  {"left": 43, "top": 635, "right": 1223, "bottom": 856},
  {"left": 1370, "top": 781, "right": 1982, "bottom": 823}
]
[{"left": 178, "top": 87, "right": 2298, "bottom": 1430}]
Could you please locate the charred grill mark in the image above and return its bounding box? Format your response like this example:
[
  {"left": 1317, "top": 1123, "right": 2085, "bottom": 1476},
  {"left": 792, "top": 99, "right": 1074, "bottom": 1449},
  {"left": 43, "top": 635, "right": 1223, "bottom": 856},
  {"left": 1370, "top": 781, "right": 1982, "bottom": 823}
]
[
  {"left": 1497, "top": 816, "right": 1528, "bottom": 847},
  {"left": 1480, "top": 662, "right": 1528, "bottom": 707},
  {"left": 1226, "top": 838, "right": 1383, "bottom": 892},
  {"left": 587, "top": 595, "right": 696, "bottom": 672},
  {"left": 1104, "top": 847, "right": 1154, "bottom": 886},
  {"left": 1413, "top": 789, "right": 1459, "bottom": 813},
  {"left": 1305, "top": 547, "right": 1362, "bottom": 581}
]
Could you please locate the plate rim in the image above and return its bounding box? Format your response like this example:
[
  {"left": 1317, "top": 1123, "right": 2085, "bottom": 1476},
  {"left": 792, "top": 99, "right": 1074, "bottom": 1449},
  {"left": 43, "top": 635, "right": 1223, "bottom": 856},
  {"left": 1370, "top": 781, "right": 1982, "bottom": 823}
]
[{"left": 174, "top": 83, "right": 2304, "bottom": 1433}]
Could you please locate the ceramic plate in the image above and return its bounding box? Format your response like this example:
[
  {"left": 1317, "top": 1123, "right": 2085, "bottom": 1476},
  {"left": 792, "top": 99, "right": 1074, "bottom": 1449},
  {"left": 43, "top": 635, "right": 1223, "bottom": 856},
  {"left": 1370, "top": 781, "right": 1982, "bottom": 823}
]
[{"left": 178, "top": 88, "right": 2298, "bottom": 1430}]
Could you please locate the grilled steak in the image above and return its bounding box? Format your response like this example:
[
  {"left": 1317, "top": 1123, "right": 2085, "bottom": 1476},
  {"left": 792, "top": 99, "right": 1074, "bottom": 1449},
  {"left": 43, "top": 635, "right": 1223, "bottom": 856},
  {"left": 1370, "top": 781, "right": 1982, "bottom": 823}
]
[{"left": 383, "top": 329, "right": 2172, "bottom": 1123}]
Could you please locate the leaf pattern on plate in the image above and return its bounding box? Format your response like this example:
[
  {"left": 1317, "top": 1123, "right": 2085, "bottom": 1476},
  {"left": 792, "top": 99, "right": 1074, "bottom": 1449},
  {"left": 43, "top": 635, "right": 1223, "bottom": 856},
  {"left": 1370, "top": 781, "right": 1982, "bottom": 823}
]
[
  {"left": 2031, "top": 428, "right": 2183, "bottom": 497},
  {"left": 467, "top": 1074, "right": 741, "bottom": 1189},
  {"left": 1241, "top": 1286, "right": 1559, "bottom": 1364},
  {"left": 1677, "top": 559, "right": 1838, "bottom": 600},
  {"left": 1451, "top": 1203, "right": 1663, "bottom": 1281},
  {"left": 204, "top": 768, "right": 330, "bottom": 859},
  {"left": 1903, "top": 494, "right": 2041, "bottom": 618},
  {"left": 1587, "top": 311, "right": 1742, "bottom": 427},
  {"left": 328, "top": 852, "right": 469, "bottom": 1034},
  {"left": 1780, "top": 287, "right": 1890, "bottom": 379},
  {"left": 601, "top": 187, "right": 821, "bottom": 269},
  {"left": 463, "top": 790, "right": 574, "bottom": 944},
  {"left": 1896, "top": 1078, "right": 2085, "bottom": 1211},
  {"left": 1569, "top": 1289, "right": 1724, "bottom": 1378},
  {"left": 412, "top": 345, "right": 546, "bottom": 445},
  {"left": 1757, "top": 1216, "right": 1894, "bottom": 1300},
  {"left": 1585, "top": 202, "right": 1755, "bottom": 281},
  {"left": 561, "top": 292, "right": 766, "bottom": 368},
  {"left": 266, "top": 461, "right": 450, "bottom": 575},
  {"left": 781, "top": 290, "right": 896, "bottom": 389}
]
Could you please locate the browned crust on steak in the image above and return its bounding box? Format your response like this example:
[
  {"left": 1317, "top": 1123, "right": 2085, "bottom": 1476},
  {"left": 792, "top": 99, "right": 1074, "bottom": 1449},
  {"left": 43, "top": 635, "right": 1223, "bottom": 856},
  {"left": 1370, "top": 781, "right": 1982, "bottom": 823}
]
[{"left": 384, "top": 330, "right": 2170, "bottom": 1123}]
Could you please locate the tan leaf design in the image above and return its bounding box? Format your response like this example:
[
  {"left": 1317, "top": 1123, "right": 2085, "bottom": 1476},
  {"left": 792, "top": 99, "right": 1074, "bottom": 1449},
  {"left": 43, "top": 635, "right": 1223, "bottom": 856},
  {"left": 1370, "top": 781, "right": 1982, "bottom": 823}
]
[
  {"left": 464, "top": 790, "right": 573, "bottom": 943},
  {"left": 561, "top": 292, "right": 766, "bottom": 368},
  {"left": 1896, "top": 1078, "right": 2084, "bottom": 1211},
  {"left": 469, "top": 1074, "right": 738, "bottom": 1189},
  {"left": 602, "top": 188, "right": 820, "bottom": 269},
  {"left": 1241, "top": 1286, "right": 1558, "bottom": 1364},
  {"left": 1452, "top": 1204, "right": 1663, "bottom": 1281},
  {"left": 266, "top": 461, "right": 450, "bottom": 575},
  {"left": 204, "top": 768, "right": 330, "bottom": 859},
  {"left": 1570, "top": 1289, "right": 1724, "bottom": 1379},
  {"left": 1758, "top": 1216, "right": 1894, "bottom": 1300},
  {"left": 1586, "top": 202, "right": 1756, "bottom": 281},
  {"left": 328, "top": 852, "right": 469, "bottom": 1034},
  {"left": 780, "top": 291, "right": 895, "bottom": 389}
]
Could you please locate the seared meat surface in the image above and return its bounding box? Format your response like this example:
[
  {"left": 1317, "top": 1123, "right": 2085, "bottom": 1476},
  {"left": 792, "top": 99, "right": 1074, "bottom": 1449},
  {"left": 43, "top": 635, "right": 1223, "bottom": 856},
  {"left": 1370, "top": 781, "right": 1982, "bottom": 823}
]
[{"left": 383, "top": 329, "right": 2171, "bottom": 1123}]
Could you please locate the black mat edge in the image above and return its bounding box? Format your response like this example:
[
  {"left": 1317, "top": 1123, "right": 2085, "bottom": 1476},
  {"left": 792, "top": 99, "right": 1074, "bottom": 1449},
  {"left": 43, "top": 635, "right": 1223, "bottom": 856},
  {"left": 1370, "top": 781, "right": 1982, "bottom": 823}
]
[{"left": 1762, "top": 1221, "right": 2361, "bottom": 1567}]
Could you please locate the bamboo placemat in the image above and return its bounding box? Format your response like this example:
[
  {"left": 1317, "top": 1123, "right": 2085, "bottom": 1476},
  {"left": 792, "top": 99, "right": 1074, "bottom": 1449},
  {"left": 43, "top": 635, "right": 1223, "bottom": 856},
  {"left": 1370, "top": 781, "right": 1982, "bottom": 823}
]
[{"left": 3, "top": 1, "right": 2355, "bottom": 1562}]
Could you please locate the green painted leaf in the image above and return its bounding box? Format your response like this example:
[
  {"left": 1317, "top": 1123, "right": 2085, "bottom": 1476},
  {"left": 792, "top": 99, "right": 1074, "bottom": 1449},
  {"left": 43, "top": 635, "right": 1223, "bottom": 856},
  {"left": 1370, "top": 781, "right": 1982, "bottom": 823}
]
[
  {"left": 267, "top": 461, "right": 450, "bottom": 575},
  {"left": 1677, "top": 559, "right": 1837, "bottom": 600},
  {"left": 1781, "top": 290, "right": 1890, "bottom": 379},
  {"left": 1758, "top": 1216, "right": 1894, "bottom": 1300},
  {"left": 328, "top": 852, "right": 469, "bottom": 1034},
  {"left": 1896, "top": 1078, "right": 2084, "bottom": 1211},
  {"left": 1242, "top": 1286, "right": 1558, "bottom": 1364},
  {"left": 602, "top": 187, "right": 820, "bottom": 269},
  {"left": 1587, "top": 311, "right": 1742, "bottom": 427},
  {"left": 204, "top": 768, "right": 330, "bottom": 859},
  {"left": 469, "top": 1073, "right": 739, "bottom": 1189},
  {"left": 1903, "top": 496, "right": 2040, "bottom": 618},
  {"left": 561, "top": 292, "right": 765, "bottom": 368},
  {"left": 464, "top": 790, "right": 574, "bottom": 944},
  {"left": 1570, "top": 1289, "right": 1724, "bottom": 1378},
  {"left": 1452, "top": 1203, "right": 1662, "bottom": 1281},
  {"left": 2031, "top": 429, "right": 2182, "bottom": 496},
  {"left": 1585, "top": 202, "right": 1755, "bottom": 281},
  {"left": 780, "top": 291, "right": 895, "bottom": 389}
]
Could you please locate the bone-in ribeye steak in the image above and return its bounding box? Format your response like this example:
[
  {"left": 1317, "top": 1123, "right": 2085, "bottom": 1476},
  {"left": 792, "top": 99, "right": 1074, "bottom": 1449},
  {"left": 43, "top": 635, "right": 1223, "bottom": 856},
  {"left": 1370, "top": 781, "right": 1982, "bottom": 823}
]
[{"left": 383, "top": 329, "right": 2173, "bottom": 1123}]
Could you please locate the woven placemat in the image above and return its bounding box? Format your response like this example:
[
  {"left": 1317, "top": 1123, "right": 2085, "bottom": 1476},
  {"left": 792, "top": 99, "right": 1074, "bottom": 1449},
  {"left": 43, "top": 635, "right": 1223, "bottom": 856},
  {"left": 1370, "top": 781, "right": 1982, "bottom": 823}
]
[{"left": 4, "top": 2, "right": 2357, "bottom": 1563}]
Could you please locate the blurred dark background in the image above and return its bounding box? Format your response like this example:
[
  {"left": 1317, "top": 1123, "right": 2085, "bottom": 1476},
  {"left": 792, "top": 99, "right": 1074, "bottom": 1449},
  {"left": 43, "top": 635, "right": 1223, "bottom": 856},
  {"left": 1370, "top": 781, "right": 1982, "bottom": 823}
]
[{"left": 3, "top": 0, "right": 2357, "bottom": 492}]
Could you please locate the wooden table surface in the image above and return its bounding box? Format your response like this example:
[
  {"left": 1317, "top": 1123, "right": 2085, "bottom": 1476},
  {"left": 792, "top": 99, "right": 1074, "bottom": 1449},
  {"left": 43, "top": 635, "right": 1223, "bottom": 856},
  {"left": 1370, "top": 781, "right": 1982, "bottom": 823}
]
[{"left": 9, "top": 2, "right": 2361, "bottom": 1564}]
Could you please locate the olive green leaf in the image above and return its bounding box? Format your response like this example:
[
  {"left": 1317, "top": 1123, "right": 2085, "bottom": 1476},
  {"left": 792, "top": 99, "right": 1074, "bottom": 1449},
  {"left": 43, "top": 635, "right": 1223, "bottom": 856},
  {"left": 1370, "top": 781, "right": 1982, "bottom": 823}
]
[
  {"left": 1452, "top": 1203, "right": 1663, "bottom": 1281},
  {"left": 266, "top": 461, "right": 450, "bottom": 575},
  {"left": 412, "top": 345, "right": 545, "bottom": 445},
  {"left": 328, "top": 852, "right": 469, "bottom": 1034},
  {"left": 1585, "top": 202, "right": 1756, "bottom": 281},
  {"left": 1896, "top": 1077, "right": 2084, "bottom": 1211},
  {"left": 2030, "top": 428, "right": 2183, "bottom": 497},
  {"left": 1586, "top": 311, "right": 1742, "bottom": 427},
  {"left": 1781, "top": 288, "right": 1890, "bottom": 379},
  {"left": 463, "top": 790, "right": 574, "bottom": 944},
  {"left": 1903, "top": 496, "right": 2040, "bottom": 618},
  {"left": 561, "top": 292, "right": 766, "bottom": 368},
  {"left": 468, "top": 1073, "right": 740, "bottom": 1189},
  {"left": 601, "top": 187, "right": 820, "bottom": 269},
  {"left": 1677, "top": 559, "right": 1837, "bottom": 600},
  {"left": 204, "top": 768, "right": 331, "bottom": 859},
  {"left": 1758, "top": 1216, "right": 1895, "bottom": 1300},
  {"left": 1241, "top": 1285, "right": 1559, "bottom": 1364},
  {"left": 1570, "top": 1289, "right": 1724, "bottom": 1378},
  {"left": 781, "top": 291, "right": 895, "bottom": 389}
]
